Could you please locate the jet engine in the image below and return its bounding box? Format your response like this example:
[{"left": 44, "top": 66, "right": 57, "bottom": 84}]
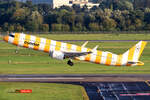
[{"left": 49, "top": 51, "right": 65, "bottom": 60}]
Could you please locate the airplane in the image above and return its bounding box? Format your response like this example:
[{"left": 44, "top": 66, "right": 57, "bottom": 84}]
[{"left": 3, "top": 33, "right": 147, "bottom": 66}]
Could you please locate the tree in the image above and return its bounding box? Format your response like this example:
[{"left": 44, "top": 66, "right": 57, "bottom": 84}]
[
  {"left": 112, "top": 10, "right": 126, "bottom": 30},
  {"left": 102, "top": 17, "right": 117, "bottom": 31},
  {"left": 15, "top": 23, "right": 24, "bottom": 32},
  {"left": 144, "top": 24, "right": 150, "bottom": 30},
  {"left": 128, "top": 25, "right": 136, "bottom": 31},
  {"left": 25, "top": 11, "right": 43, "bottom": 31},
  {"left": 62, "top": 12, "right": 75, "bottom": 30},
  {"left": 89, "top": 23, "right": 100, "bottom": 31},
  {"left": 72, "top": 4, "right": 81, "bottom": 13},
  {"left": 40, "top": 24, "right": 49, "bottom": 32},
  {"left": 37, "top": 4, "right": 53, "bottom": 16},
  {"left": 51, "top": 24, "right": 62, "bottom": 31},
  {"left": 113, "top": 0, "right": 133, "bottom": 10},
  {"left": 0, "top": 27, "right": 2, "bottom": 32},
  {"left": 144, "top": 12, "right": 150, "bottom": 24},
  {"left": 75, "top": 23, "right": 83, "bottom": 31},
  {"left": 11, "top": 8, "right": 27, "bottom": 25},
  {"left": 9, "top": 25, "right": 15, "bottom": 32},
  {"left": 84, "top": 14, "right": 96, "bottom": 29},
  {"left": 25, "top": 21, "right": 39, "bottom": 32},
  {"left": 3, "top": 22, "right": 9, "bottom": 31},
  {"left": 75, "top": 15, "right": 84, "bottom": 25},
  {"left": 61, "top": 24, "right": 70, "bottom": 31},
  {"left": 135, "top": 18, "right": 143, "bottom": 30}
]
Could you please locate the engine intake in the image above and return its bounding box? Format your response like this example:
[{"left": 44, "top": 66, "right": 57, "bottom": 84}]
[{"left": 49, "top": 51, "right": 65, "bottom": 60}]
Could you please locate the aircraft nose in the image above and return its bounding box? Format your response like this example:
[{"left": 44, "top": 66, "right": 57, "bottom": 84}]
[{"left": 3, "top": 36, "right": 9, "bottom": 42}]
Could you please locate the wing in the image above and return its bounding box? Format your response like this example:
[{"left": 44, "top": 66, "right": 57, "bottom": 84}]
[{"left": 64, "top": 51, "right": 92, "bottom": 58}]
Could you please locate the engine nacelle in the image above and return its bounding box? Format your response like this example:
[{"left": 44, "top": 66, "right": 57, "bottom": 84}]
[{"left": 49, "top": 51, "right": 65, "bottom": 60}]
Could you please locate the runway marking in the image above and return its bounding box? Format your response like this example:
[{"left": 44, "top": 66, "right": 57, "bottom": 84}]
[
  {"left": 7, "top": 78, "right": 85, "bottom": 80},
  {"left": 145, "top": 80, "right": 150, "bottom": 86}
]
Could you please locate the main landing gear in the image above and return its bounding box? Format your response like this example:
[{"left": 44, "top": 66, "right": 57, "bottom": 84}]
[{"left": 67, "top": 59, "right": 74, "bottom": 66}]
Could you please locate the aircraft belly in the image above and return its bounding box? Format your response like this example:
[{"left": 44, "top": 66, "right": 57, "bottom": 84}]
[{"left": 90, "top": 54, "right": 97, "bottom": 63}]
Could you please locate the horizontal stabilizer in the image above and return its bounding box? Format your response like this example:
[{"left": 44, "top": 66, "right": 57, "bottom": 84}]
[
  {"left": 82, "top": 41, "right": 88, "bottom": 47},
  {"left": 92, "top": 45, "right": 99, "bottom": 51}
]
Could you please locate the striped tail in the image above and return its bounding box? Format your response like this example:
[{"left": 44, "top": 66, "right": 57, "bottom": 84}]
[{"left": 122, "top": 41, "right": 147, "bottom": 66}]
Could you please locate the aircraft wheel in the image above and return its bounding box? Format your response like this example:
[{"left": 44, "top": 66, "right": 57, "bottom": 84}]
[{"left": 67, "top": 60, "right": 74, "bottom": 66}]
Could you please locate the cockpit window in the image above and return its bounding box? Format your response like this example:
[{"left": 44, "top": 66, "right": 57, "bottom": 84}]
[{"left": 9, "top": 34, "right": 15, "bottom": 37}]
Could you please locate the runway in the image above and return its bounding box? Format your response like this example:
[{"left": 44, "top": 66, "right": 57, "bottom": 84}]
[
  {"left": 1, "top": 74, "right": 150, "bottom": 100},
  {"left": 1, "top": 74, "right": 150, "bottom": 82}
]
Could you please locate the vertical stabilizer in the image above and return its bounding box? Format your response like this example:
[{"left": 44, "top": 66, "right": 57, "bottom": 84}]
[{"left": 122, "top": 41, "right": 147, "bottom": 63}]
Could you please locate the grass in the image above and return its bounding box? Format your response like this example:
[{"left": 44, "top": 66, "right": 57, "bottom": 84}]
[
  {"left": 0, "top": 82, "right": 85, "bottom": 100},
  {"left": 0, "top": 34, "right": 150, "bottom": 74},
  {"left": 37, "top": 33, "right": 150, "bottom": 40}
]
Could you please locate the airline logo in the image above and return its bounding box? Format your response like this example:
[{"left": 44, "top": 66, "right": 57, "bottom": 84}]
[{"left": 24, "top": 41, "right": 39, "bottom": 46}]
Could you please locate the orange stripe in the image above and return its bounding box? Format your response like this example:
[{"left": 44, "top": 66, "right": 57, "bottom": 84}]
[
  {"left": 23, "top": 35, "right": 30, "bottom": 48},
  {"left": 95, "top": 51, "right": 102, "bottom": 64},
  {"left": 55, "top": 41, "right": 61, "bottom": 51},
  {"left": 4, "top": 36, "right": 9, "bottom": 42},
  {"left": 128, "top": 46, "right": 136, "bottom": 61},
  {"left": 44, "top": 39, "right": 51, "bottom": 53},
  {"left": 116, "top": 55, "right": 123, "bottom": 66},
  {"left": 34, "top": 37, "right": 40, "bottom": 50},
  {"left": 105, "top": 53, "right": 112, "bottom": 65},
  {"left": 85, "top": 48, "right": 91, "bottom": 61},
  {"left": 13, "top": 33, "right": 20, "bottom": 45},
  {"left": 76, "top": 46, "right": 82, "bottom": 52},
  {"left": 67, "top": 44, "right": 72, "bottom": 51}
]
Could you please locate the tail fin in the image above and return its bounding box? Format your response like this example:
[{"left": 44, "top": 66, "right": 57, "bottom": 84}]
[{"left": 122, "top": 41, "right": 147, "bottom": 65}]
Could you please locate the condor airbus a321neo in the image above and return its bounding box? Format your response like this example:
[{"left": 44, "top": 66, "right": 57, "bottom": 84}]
[{"left": 3, "top": 33, "right": 147, "bottom": 66}]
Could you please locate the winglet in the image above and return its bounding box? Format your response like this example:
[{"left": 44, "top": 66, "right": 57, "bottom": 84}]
[
  {"left": 92, "top": 45, "right": 99, "bottom": 51},
  {"left": 82, "top": 41, "right": 88, "bottom": 47}
]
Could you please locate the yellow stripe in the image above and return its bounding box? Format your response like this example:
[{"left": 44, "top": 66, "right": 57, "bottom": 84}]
[
  {"left": 116, "top": 55, "right": 123, "bottom": 66},
  {"left": 76, "top": 46, "right": 82, "bottom": 52},
  {"left": 105, "top": 53, "right": 112, "bottom": 65},
  {"left": 85, "top": 48, "right": 91, "bottom": 61},
  {"left": 95, "top": 51, "right": 102, "bottom": 64},
  {"left": 44, "top": 39, "right": 51, "bottom": 53},
  {"left": 67, "top": 44, "right": 72, "bottom": 51},
  {"left": 23, "top": 35, "right": 30, "bottom": 48},
  {"left": 128, "top": 45, "right": 136, "bottom": 61},
  {"left": 34, "top": 37, "right": 40, "bottom": 50},
  {"left": 138, "top": 41, "right": 147, "bottom": 60},
  {"left": 75, "top": 46, "right": 82, "bottom": 60},
  {"left": 13, "top": 33, "right": 20, "bottom": 45},
  {"left": 55, "top": 41, "right": 61, "bottom": 51}
]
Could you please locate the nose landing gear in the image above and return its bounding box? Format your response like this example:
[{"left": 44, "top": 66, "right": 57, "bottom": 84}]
[{"left": 67, "top": 59, "right": 74, "bottom": 66}]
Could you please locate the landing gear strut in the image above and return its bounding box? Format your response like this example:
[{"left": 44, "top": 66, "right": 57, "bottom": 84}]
[{"left": 67, "top": 59, "right": 74, "bottom": 66}]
